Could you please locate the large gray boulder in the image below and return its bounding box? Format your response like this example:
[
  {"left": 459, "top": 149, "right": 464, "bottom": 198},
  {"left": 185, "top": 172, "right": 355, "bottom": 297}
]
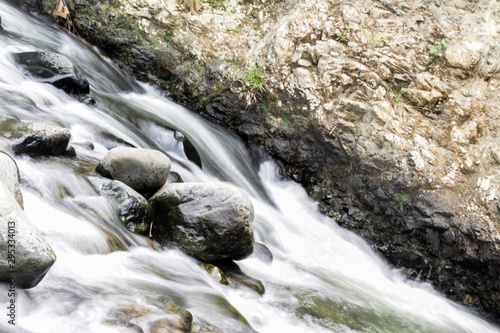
[
  {"left": 149, "top": 182, "right": 254, "bottom": 262},
  {"left": 96, "top": 147, "right": 171, "bottom": 195},
  {"left": 0, "top": 151, "right": 23, "bottom": 208},
  {"left": 0, "top": 182, "right": 56, "bottom": 288},
  {"left": 0, "top": 120, "right": 71, "bottom": 156},
  {"left": 89, "top": 176, "right": 151, "bottom": 235},
  {"left": 13, "top": 51, "right": 90, "bottom": 96}
]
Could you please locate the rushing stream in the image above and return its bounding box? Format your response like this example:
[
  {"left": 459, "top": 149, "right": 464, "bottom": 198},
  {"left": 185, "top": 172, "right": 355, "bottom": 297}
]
[{"left": 0, "top": 2, "right": 499, "bottom": 332}]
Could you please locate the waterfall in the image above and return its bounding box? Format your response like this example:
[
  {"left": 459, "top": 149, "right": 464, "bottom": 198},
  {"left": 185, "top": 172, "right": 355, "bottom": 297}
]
[{"left": 0, "top": 2, "right": 499, "bottom": 332}]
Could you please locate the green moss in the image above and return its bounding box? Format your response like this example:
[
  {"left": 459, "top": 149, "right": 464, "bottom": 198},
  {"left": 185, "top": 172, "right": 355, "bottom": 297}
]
[{"left": 391, "top": 193, "right": 409, "bottom": 206}]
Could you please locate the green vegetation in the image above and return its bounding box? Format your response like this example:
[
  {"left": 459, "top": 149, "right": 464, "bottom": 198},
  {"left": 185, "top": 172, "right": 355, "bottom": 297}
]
[
  {"left": 481, "top": 106, "right": 488, "bottom": 113},
  {"left": 391, "top": 90, "right": 408, "bottom": 104},
  {"left": 430, "top": 39, "right": 448, "bottom": 58},
  {"left": 261, "top": 101, "right": 292, "bottom": 128},
  {"left": 391, "top": 193, "right": 409, "bottom": 206},
  {"left": 208, "top": 0, "right": 227, "bottom": 10},
  {"left": 335, "top": 26, "right": 352, "bottom": 43},
  {"left": 336, "top": 31, "right": 347, "bottom": 42},
  {"left": 245, "top": 66, "right": 266, "bottom": 93}
]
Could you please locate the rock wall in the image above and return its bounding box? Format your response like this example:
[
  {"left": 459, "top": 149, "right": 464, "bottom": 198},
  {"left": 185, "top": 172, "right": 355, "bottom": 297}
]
[{"left": 14, "top": 0, "right": 500, "bottom": 318}]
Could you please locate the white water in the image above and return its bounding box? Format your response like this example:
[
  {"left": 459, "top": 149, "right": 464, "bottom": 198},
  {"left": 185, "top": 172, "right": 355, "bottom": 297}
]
[{"left": 0, "top": 2, "right": 499, "bottom": 332}]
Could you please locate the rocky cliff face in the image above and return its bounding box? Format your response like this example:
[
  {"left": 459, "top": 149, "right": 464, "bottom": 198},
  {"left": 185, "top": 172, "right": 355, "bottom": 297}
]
[{"left": 15, "top": 0, "right": 500, "bottom": 318}]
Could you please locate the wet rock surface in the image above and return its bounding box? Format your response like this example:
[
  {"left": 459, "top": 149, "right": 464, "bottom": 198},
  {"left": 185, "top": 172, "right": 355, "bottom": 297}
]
[
  {"left": 0, "top": 120, "right": 71, "bottom": 156},
  {"left": 19, "top": 0, "right": 500, "bottom": 318},
  {"left": 0, "top": 182, "right": 56, "bottom": 288},
  {"left": 0, "top": 151, "right": 23, "bottom": 208},
  {"left": 13, "top": 51, "right": 90, "bottom": 96},
  {"left": 149, "top": 182, "right": 254, "bottom": 262},
  {"left": 89, "top": 176, "right": 151, "bottom": 235}
]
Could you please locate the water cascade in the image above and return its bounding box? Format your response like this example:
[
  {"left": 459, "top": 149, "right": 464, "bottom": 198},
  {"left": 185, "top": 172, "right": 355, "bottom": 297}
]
[{"left": 0, "top": 2, "right": 499, "bottom": 332}]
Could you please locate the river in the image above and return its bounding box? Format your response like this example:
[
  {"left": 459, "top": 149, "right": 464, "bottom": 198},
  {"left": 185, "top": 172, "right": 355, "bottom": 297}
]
[{"left": 0, "top": 1, "right": 499, "bottom": 332}]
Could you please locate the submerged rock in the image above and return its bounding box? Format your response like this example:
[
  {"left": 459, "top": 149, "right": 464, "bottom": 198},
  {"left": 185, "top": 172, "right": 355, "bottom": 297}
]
[
  {"left": 13, "top": 51, "right": 90, "bottom": 96},
  {"left": 149, "top": 182, "right": 254, "bottom": 262},
  {"left": 96, "top": 147, "right": 171, "bottom": 195},
  {"left": 219, "top": 262, "right": 265, "bottom": 296},
  {"left": 0, "top": 120, "right": 71, "bottom": 156},
  {"left": 150, "top": 301, "right": 193, "bottom": 333},
  {"left": 89, "top": 177, "right": 151, "bottom": 235},
  {"left": 198, "top": 263, "right": 229, "bottom": 285},
  {"left": 0, "top": 182, "right": 56, "bottom": 288},
  {"left": 0, "top": 151, "right": 23, "bottom": 208}
]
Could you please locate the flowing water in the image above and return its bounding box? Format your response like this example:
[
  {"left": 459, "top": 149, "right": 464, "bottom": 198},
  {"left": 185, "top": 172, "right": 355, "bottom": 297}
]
[{"left": 0, "top": 2, "right": 499, "bottom": 332}]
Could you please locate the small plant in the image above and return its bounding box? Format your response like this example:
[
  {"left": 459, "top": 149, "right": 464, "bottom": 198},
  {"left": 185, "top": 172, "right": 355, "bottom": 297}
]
[
  {"left": 245, "top": 66, "right": 266, "bottom": 93},
  {"left": 245, "top": 66, "right": 266, "bottom": 106},
  {"left": 391, "top": 193, "right": 409, "bottom": 206},
  {"left": 481, "top": 106, "right": 488, "bottom": 113},
  {"left": 336, "top": 31, "right": 347, "bottom": 42},
  {"left": 430, "top": 39, "right": 448, "bottom": 58},
  {"left": 465, "top": 93, "right": 473, "bottom": 97},
  {"left": 391, "top": 90, "right": 408, "bottom": 104}
]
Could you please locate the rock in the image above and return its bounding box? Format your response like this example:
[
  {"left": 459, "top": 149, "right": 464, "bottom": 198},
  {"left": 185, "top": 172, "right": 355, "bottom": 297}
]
[
  {"left": 251, "top": 242, "right": 273, "bottom": 263},
  {"left": 219, "top": 262, "right": 265, "bottom": 296},
  {"left": 0, "top": 120, "right": 71, "bottom": 156},
  {"left": 445, "top": 41, "right": 484, "bottom": 70},
  {"left": 88, "top": 177, "right": 151, "bottom": 235},
  {"left": 150, "top": 302, "right": 193, "bottom": 333},
  {"left": 96, "top": 147, "right": 171, "bottom": 195},
  {"left": 149, "top": 182, "right": 254, "bottom": 262},
  {"left": 167, "top": 171, "right": 184, "bottom": 184},
  {"left": 0, "top": 182, "right": 56, "bottom": 288},
  {"left": 106, "top": 303, "right": 148, "bottom": 333},
  {"left": 0, "top": 151, "right": 23, "bottom": 208},
  {"left": 191, "top": 324, "right": 223, "bottom": 333},
  {"left": 13, "top": 51, "right": 90, "bottom": 96},
  {"left": 198, "top": 263, "right": 229, "bottom": 285}
]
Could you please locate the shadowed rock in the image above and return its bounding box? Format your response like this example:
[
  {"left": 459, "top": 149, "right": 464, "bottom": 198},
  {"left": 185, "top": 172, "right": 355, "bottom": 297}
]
[
  {"left": 0, "top": 120, "right": 71, "bottom": 156},
  {"left": 149, "top": 182, "right": 254, "bottom": 262},
  {"left": 13, "top": 51, "right": 90, "bottom": 96}
]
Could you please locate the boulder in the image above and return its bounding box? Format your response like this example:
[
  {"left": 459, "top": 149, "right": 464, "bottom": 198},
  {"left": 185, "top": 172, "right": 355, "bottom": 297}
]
[
  {"left": 149, "top": 182, "right": 254, "bottom": 262},
  {"left": 0, "top": 151, "right": 23, "bottom": 208},
  {"left": 0, "top": 182, "right": 56, "bottom": 288},
  {"left": 0, "top": 120, "right": 71, "bottom": 156},
  {"left": 89, "top": 176, "right": 151, "bottom": 235},
  {"left": 96, "top": 147, "right": 171, "bottom": 195},
  {"left": 13, "top": 51, "right": 90, "bottom": 96}
]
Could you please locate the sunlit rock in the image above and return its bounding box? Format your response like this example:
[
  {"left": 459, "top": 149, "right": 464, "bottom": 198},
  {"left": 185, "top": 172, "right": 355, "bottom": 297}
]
[
  {"left": 13, "top": 51, "right": 90, "bottom": 96},
  {"left": 96, "top": 147, "right": 171, "bottom": 195},
  {"left": 0, "top": 182, "right": 56, "bottom": 288},
  {"left": 149, "top": 182, "right": 254, "bottom": 262},
  {"left": 0, "top": 119, "right": 71, "bottom": 156},
  {"left": 0, "top": 151, "right": 23, "bottom": 208}
]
